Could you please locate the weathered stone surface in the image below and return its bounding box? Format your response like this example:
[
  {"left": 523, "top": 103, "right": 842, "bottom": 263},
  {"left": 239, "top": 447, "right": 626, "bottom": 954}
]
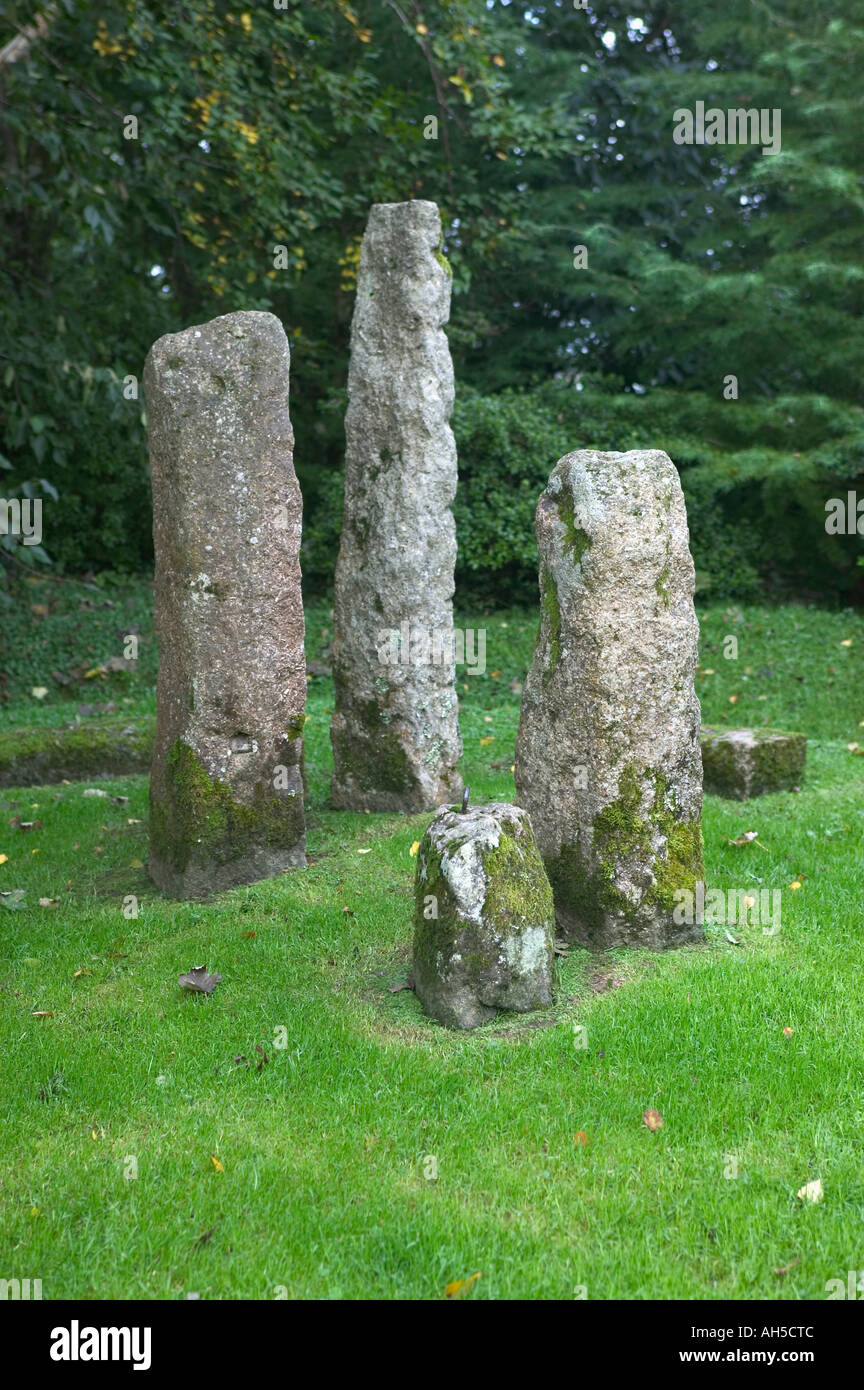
[
  {"left": 514, "top": 449, "right": 705, "bottom": 951},
  {"left": 144, "top": 310, "right": 306, "bottom": 899},
  {"left": 701, "top": 726, "right": 806, "bottom": 799},
  {"left": 330, "top": 200, "right": 462, "bottom": 812},
  {"left": 412, "top": 802, "right": 555, "bottom": 1030}
]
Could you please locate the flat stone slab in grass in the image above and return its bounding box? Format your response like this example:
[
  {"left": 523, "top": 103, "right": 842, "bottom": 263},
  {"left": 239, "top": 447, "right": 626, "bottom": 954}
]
[
  {"left": 0, "top": 717, "right": 154, "bottom": 788},
  {"left": 701, "top": 727, "right": 806, "bottom": 799},
  {"left": 412, "top": 802, "right": 555, "bottom": 1030}
]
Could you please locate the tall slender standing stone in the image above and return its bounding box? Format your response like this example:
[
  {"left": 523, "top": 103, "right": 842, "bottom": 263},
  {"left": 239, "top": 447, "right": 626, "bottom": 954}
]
[
  {"left": 515, "top": 449, "right": 704, "bottom": 950},
  {"left": 330, "top": 200, "right": 462, "bottom": 811},
  {"left": 145, "top": 310, "right": 306, "bottom": 899}
]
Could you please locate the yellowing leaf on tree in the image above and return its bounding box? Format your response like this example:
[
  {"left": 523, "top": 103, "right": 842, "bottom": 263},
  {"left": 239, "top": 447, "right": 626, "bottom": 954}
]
[
  {"left": 448, "top": 73, "right": 473, "bottom": 103},
  {"left": 240, "top": 12, "right": 252, "bottom": 33},
  {"left": 416, "top": 23, "right": 428, "bottom": 34},
  {"left": 445, "top": 1271, "right": 481, "bottom": 1298}
]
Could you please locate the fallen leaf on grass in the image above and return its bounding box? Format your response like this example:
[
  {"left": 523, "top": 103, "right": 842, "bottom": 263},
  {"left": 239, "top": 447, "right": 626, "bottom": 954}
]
[
  {"left": 722, "top": 829, "right": 770, "bottom": 852},
  {"left": 73, "top": 968, "right": 93, "bottom": 978},
  {"left": 388, "top": 974, "right": 415, "bottom": 994},
  {"left": 210, "top": 1155, "right": 224, "bottom": 1173},
  {"left": 254, "top": 1044, "right": 269, "bottom": 1069},
  {"left": 783, "top": 1026, "right": 795, "bottom": 1036},
  {"left": 179, "top": 966, "right": 222, "bottom": 994},
  {"left": 409, "top": 840, "right": 420, "bottom": 857},
  {"left": 356, "top": 848, "right": 372, "bottom": 855},
  {"left": 195, "top": 1226, "right": 217, "bottom": 1248},
  {"left": 445, "top": 1272, "right": 481, "bottom": 1299},
  {"left": 128, "top": 858, "right": 144, "bottom": 869},
  {"left": 31, "top": 1011, "right": 54, "bottom": 1018},
  {"left": 241, "top": 930, "right": 257, "bottom": 939},
  {"left": 773, "top": 1258, "right": 801, "bottom": 1276},
  {"left": 0, "top": 854, "right": 8, "bottom": 865},
  {"left": 573, "top": 1131, "right": 588, "bottom": 1147},
  {"left": 553, "top": 941, "right": 569, "bottom": 957},
  {"left": 643, "top": 1108, "right": 664, "bottom": 1132},
  {"left": 39, "top": 897, "right": 60, "bottom": 908},
  {"left": 797, "top": 1178, "right": 823, "bottom": 1203}
]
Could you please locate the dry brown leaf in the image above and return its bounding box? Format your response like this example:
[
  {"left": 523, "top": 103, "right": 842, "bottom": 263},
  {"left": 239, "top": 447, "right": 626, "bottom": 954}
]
[{"left": 643, "top": 1108, "right": 664, "bottom": 1132}]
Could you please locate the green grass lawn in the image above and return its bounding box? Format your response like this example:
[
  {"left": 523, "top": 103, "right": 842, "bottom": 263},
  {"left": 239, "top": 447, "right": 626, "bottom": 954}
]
[{"left": 1, "top": 579, "right": 863, "bottom": 1299}]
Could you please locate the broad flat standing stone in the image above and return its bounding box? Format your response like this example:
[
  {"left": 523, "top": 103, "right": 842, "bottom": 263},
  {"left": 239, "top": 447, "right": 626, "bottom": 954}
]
[
  {"left": 701, "top": 726, "right": 806, "bottom": 799},
  {"left": 412, "top": 802, "right": 555, "bottom": 1030},
  {"left": 330, "top": 200, "right": 462, "bottom": 812},
  {"left": 515, "top": 449, "right": 705, "bottom": 951},
  {"left": 145, "top": 310, "right": 306, "bottom": 899}
]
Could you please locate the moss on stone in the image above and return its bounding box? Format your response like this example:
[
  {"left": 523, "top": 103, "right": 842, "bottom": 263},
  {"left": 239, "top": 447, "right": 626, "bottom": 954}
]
[
  {"left": 548, "top": 760, "right": 704, "bottom": 941},
  {"left": 150, "top": 741, "right": 304, "bottom": 874},
  {"left": 335, "top": 696, "right": 414, "bottom": 796},
  {"left": 0, "top": 717, "right": 155, "bottom": 788},
  {"left": 557, "top": 492, "right": 592, "bottom": 565},
  {"left": 655, "top": 562, "right": 671, "bottom": 608},
  {"left": 540, "top": 566, "right": 562, "bottom": 679},
  {"left": 480, "top": 821, "right": 554, "bottom": 941}
]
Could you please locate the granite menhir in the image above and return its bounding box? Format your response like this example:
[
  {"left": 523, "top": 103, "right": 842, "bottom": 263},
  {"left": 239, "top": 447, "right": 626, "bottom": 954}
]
[
  {"left": 515, "top": 449, "right": 705, "bottom": 950},
  {"left": 145, "top": 310, "right": 306, "bottom": 899},
  {"left": 330, "top": 200, "right": 462, "bottom": 811}
]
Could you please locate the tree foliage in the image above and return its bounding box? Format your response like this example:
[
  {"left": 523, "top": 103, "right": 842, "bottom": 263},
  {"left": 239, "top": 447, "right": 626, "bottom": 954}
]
[{"left": 1, "top": 0, "right": 862, "bottom": 602}]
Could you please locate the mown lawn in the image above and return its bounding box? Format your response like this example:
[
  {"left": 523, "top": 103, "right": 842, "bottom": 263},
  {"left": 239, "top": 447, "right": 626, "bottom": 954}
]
[{"left": 1, "top": 578, "right": 863, "bottom": 1299}]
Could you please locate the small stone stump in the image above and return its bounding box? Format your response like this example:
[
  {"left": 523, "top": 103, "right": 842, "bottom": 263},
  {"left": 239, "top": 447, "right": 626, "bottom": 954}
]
[
  {"left": 701, "top": 727, "right": 806, "bottom": 799},
  {"left": 412, "top": 802, "right": 555, "bottom": 1030},
  {"left": 514, "top": 448, "right": 705, "bottom": 951},
  {"left": 145, "top": 310, "right": 306, "bottom": 899}
]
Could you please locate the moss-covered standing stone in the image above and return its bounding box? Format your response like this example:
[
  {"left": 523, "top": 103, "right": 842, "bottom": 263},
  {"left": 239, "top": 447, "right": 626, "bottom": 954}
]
[
  {"left": 330, "top": 201, "right": 462, "bottom": 812},
  {"left": 144, "top": 311, "right": 306, "bottom": 898},
  {"left": 412, "top": 802, "right": 555, "bottom": 1029},
  {"left": 701, "top": 726, "right": 806, "bottom": 799},
  {"left": 515, "top": 449, "right": 705, "bottom": 951}
]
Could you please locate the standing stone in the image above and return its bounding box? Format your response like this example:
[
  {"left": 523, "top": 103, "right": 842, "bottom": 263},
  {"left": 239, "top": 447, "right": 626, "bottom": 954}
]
[
  {"left": 514, "top": 449, "right": 704, "bottom": 951},
  {"left": 412, "top": 802, "right": 555, "bottom": 1030},
  {"left": 145, "top": 311, "right": 306, "bottom": 899},
  {"left": 330, "top": 200, "right": 462, "bottom": 812}
]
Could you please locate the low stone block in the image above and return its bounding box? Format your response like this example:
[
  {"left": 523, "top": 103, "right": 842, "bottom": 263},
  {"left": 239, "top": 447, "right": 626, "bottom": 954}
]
[
  {"left": 412, "top": 802, "right": 555, "bottom": 1030},
  {"left": 701, "top": 727, "right": 806, "bottom": 799}
]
